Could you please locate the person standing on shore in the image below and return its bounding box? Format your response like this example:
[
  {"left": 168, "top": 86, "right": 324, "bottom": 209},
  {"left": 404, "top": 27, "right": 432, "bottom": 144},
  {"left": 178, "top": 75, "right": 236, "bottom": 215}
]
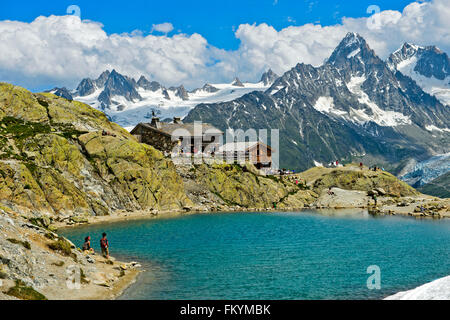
[
  {"left": 372, "top": 194, "right": 378, "bottom": 207},
  {"left": 100, "top": 233, "right": 110, "bottom": 259}
]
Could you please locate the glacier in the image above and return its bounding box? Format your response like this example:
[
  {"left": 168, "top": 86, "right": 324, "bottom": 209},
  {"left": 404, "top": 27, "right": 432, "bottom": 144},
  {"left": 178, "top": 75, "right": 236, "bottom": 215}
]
[
  {"left": 75, "top": 81, "right": 270, "bottom": 128},
  {"left": 400, "top": 153, "right": 450, "bottom": 187}
]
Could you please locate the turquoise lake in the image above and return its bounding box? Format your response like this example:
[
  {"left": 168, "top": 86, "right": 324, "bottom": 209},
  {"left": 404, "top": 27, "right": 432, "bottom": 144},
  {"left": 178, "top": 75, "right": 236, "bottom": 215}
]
[{"left": 61, "top": 210, "right": 450, "bottom": 300}]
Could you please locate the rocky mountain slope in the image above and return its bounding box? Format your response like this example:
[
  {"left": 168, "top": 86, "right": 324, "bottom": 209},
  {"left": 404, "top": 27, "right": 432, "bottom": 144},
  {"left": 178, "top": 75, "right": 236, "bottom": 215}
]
[
  {"left": 299, "top": 166, "right": 418, "bottom": 197},
  {"left": 418, "top": 171, "right": 450, "bottom": 199},
  {"left": 185, "top": 33, "right": 450, "bottom": 174},
  {"left": 178, "top": 163, "right": 317, "bottom": 211},
  {"left": 0, "top": 82, "right": 192, "bottom": 223},
  {"left": 48, "top": 70, "right": 278, "bottom": 128}
]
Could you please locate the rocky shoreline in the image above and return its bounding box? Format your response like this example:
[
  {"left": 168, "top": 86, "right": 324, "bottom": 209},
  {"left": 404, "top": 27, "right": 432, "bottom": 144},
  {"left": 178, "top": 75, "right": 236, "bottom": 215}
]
[
  {"left": 57, "top": 195, "right": 450, "bottom": 231},
  {"left": 0, "top": 208, "right": 141, "bottom": 300},
  {"left": 1, "top": 191, "right": 448, "bottom": 301}
]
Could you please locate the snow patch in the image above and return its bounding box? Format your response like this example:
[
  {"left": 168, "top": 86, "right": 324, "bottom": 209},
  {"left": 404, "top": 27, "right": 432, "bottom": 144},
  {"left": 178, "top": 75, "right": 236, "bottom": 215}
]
[
  {"left": 385, "top": 275, "right": 450, "bottom": 300},
  {"left": 314, "top": 161, "right": 324, "bottom": 167},
  {"left": 425, "top": 125, "right": 450, "bottom": 133},
  {"left": 313, "top": 96, "right": 347, "bottom": 116},
  {"left": 347, "top": 48, "right": 361, "bottom": 59},
  {"left": 346, "top": 76, "right": 412, "bottom": 126},
  {"left": 397, "top": 56, "right": 450, "bottom": 106}
]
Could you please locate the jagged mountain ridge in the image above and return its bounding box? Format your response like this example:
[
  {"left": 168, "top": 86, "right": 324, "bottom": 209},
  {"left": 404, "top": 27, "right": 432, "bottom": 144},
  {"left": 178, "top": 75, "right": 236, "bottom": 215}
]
[
  {"left": 185, "top": 33, "right": 450, "bottom": 172},
  {"left": 48, "top": 69, "right": 278, "bottom": 128}
]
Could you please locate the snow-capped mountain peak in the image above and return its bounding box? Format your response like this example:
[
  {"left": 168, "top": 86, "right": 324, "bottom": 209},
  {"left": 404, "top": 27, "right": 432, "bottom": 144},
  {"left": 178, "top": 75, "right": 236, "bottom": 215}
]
[
  {"left": 184, "top": 33, "right": 450, "bottom": 173},
  {"left": 260, "top": 69, "right": 279, "bottom": 86},
  {"left": 48, "top": 69, "right": 277, "bottom": 128},
  {"left": 388, "top": 43, "right": 422, "bottom": 70},
  {"left": 327, "top": 32, "right": 384, "bottom": 76},
  {"left": 232, "top": 77, "right": 245, "bottom": 87},
  {"left": 388, "top": 43, "right": 450, "bottom": 106},
  {"left": 137, "top": 75, "right": 163, "bottom": 92}
]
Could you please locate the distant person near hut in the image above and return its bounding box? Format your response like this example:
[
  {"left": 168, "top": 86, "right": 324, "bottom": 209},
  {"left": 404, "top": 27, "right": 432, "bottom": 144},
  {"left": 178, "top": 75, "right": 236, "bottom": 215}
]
[{"left": 328, "top": 187, "right": 335, "bottom": 196}]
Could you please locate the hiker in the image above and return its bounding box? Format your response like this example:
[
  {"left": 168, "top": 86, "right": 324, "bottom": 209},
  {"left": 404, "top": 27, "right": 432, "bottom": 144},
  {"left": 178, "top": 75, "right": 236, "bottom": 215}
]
[
  {"left": 328, "top": 187, "right": 335, "bottom": 196},
  {"left": 360, "top": 162, "right": 363, "bottom": 170},
  {"left": 100, "top": 233, "right": 110, "bottom": 259},
  {"left": 82, "top": 236, "right": 94, "bottom": 253},
  {"left": 372, "top": 194, "right": 378, "bottom": 206}
]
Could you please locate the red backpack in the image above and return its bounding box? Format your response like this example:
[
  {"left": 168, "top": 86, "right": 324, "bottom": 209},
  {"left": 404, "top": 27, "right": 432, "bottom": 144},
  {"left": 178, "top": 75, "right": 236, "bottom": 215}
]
[{"left": 100, "top": 238, "right": 108, "bottom": 248}]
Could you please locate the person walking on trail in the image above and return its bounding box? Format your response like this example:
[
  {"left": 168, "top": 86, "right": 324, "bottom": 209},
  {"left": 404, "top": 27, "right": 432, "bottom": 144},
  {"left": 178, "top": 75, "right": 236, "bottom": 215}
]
[
  {"left": 372, "top": 194, "right": 378, "bottom": 206},
  {"left": 100, "top": 233, "right": 110, "bottom": 259},
  {"left": 83, "top": 236, "right": 94, "bottom": 253},
  {"left": 328, "top": 187, "right": 335, "bottom": 196}
]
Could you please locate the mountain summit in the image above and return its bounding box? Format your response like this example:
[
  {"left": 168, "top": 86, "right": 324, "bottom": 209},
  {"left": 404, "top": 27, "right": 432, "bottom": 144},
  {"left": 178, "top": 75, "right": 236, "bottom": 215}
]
[
  {"left": 388, "top": 43, "right": 450, "bottom": 106},
  {"left": 98, "top": 69, "right": 142, "bottom": 107},
  {"left": 260, "top": 69, "right": 279, "bottom": 86},
  {"left": 185, "top": 33, "right": 450, "bottom": 173}
]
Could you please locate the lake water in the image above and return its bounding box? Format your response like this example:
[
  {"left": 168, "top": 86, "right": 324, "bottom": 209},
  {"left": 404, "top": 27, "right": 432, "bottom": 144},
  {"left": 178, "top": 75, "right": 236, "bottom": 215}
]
[{"left": 61, "top": 210, "right": 450, "bottom": 300}]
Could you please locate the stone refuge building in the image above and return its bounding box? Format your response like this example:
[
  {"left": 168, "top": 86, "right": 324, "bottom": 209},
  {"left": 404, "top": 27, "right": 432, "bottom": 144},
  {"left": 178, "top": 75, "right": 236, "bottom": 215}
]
[
  {"left": 131, "top": 117, "right": 273, "bottom": 168},
  {"left": 218, "top": 141, "right": 273, "bottom": 169},
  {"left": 131, "top": 117, "right": 223, "bottom": 154}
]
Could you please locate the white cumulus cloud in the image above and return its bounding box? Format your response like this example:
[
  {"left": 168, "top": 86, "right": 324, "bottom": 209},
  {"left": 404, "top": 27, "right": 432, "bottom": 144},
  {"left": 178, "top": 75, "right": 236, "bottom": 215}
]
[
  {"left": 151, "top": 22, "right": 174, "bottom": 34},
  {"left": 0, "top": 0, "right": 448, "bottom": 91}
]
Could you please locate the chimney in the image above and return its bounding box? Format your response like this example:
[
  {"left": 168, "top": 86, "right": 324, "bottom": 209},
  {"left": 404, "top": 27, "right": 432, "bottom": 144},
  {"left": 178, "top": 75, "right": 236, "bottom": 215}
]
[
  {"left": 151, "top": 117, "right": 161, "bottom": 129},
  {"left": 173, "top": 117, "right": 183, "bottom": 124}
]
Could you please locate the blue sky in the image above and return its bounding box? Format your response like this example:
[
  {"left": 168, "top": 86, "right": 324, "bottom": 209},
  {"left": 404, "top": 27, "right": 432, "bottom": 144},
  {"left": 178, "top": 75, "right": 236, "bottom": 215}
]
[
  {"left": 0, "top": 0, "right": 446, "bottom": 91},
  {"left": 0, "top": 0, "right": 416, "bottom": 50}
]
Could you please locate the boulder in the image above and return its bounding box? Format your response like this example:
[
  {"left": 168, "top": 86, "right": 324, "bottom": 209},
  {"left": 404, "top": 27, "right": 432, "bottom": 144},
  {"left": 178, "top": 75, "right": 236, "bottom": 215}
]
[
  {"left": 374, "top": 188, "right": 387, "bottom": 196},
  {"left": 86, "top": 256, "right": 95, "bottom": 264}
]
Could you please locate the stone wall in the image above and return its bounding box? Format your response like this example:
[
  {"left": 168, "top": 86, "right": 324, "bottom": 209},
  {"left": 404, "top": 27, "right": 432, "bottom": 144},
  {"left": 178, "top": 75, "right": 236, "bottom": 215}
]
[{"left": 133, "top": 125, "right": 179, "bottom": 153}]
